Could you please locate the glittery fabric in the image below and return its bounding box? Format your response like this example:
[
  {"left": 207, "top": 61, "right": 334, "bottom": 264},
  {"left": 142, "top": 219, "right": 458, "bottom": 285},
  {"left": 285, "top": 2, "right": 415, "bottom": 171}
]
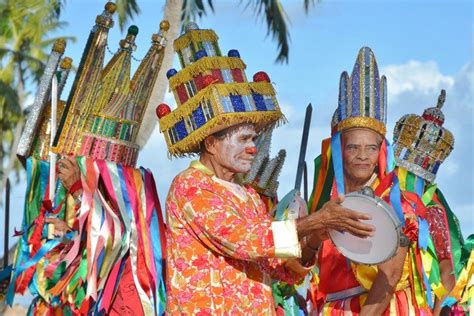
[
  {"left": 253, "top": 93, "right": 266, "bottom": 111},
  {"left": 59, "top": 20, "right": 167, "bottom": 167},
  {"left": 426, "top": 205, "right": 452, "bottom": 261},
  {"left": 231, "top": 68, "right": 244, "bottom": 83},
  {"left": 230, "top": 95, "right": 245, "bottom": 112},
  {"left": 17, "top": 45, "right": 64, "bottom": 158},
  {"left": 351, "top": 57, "right": 360, "bottom": 116},
  {"left": 393, "top": 92, "right": 454, "bottom": 182},
  {"left": 192, "top": 106, "right": 206, "bottom": 128},
  {"left": 334, "top": 116, "right": 386, "bottom": 136},
  {"left": 175, "top": 120, "right": 188, "bottom": 140},
  {"left": 331, "top": 47, "right": 387, "bottom": 136},
  {"left": 374, "top": 65, "right": 380, "bottom": 120},
  {"left": 176, "top": 84, "right": 189, "bottom": 105},
  {"left": 338, "top": 72, "right": 349, "bottom": 121}
]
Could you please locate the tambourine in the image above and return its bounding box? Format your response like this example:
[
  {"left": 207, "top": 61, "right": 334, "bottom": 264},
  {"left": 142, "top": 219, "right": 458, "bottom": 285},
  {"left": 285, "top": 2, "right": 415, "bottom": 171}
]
[{"left": 329, "top": 187, "right": 403, "bottom": 265}]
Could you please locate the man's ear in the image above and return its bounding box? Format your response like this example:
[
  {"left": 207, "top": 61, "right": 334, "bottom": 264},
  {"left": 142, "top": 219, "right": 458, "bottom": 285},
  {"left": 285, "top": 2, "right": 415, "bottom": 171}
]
[{"left": 204, "top": 136, "right": 218, "bottom": 155}]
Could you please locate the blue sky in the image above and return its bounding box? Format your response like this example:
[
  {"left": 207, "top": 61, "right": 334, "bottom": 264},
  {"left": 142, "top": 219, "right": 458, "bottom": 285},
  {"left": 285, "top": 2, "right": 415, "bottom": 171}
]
[{"left": 2, "top": 0, "right": 473, "bottom": 257}]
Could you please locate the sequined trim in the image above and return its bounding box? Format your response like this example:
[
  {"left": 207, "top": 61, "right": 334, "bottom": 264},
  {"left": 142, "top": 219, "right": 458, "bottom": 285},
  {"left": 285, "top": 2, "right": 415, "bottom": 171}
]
[{"left": 334, "top": 117, "right": 386, "bottom": 136}]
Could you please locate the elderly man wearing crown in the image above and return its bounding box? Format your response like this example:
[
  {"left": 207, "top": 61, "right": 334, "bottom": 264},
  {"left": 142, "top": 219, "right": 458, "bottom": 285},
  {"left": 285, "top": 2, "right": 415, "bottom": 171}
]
[
  {"left": 156, "top": 24, "right": 374, "bottom": 314},
  {"left": 393, "top": 90, "right": 472, "bottom": 315},
  {"left": 307, "top": 47, "right": 434, "bottom": 315}
]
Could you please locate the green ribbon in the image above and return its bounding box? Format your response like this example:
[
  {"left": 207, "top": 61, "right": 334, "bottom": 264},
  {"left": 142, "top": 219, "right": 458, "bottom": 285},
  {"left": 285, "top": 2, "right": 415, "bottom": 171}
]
[{"left": 435, "top": 189, "right": 466, "bottom": 278}]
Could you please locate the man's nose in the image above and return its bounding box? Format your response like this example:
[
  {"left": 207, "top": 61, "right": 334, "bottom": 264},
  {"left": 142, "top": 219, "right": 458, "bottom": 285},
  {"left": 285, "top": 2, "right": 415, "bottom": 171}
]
[
  {"left": 357, "top": 149, "right": 368, "bottom": 160},
  {"left": 245, "top": 146, "right": 257, "bottom": 155}
]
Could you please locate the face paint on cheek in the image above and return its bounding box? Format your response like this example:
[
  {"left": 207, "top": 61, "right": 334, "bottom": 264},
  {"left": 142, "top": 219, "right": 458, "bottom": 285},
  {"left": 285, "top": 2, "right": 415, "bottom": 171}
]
[{"left": 220, "top": 126, "right": 256, "bottom": 173}]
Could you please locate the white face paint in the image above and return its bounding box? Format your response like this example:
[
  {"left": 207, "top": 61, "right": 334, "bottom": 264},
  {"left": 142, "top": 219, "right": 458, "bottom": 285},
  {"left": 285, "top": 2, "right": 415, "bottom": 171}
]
[{"left": 214, "top": 124, "right": 258, "bottom": 174}]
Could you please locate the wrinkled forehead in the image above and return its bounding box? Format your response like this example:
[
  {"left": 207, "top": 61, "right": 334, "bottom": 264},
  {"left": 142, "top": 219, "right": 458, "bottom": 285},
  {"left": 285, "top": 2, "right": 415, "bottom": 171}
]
[
  {"left": 342, "top": 127, "right": 383, "bottom": 146},
  {"left": 214, "top": 123, "right": 257, "bottom": 140}
]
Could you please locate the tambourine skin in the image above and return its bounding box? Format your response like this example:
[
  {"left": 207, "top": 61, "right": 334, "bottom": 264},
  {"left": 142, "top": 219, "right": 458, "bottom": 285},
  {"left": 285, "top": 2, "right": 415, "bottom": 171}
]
[{"left": 329, "top": 192, "right": 402, "bottom": 265}]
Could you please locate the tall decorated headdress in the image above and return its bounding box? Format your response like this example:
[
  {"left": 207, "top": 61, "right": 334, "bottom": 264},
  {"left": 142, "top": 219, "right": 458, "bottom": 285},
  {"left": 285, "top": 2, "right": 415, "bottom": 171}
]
[
  {"left": 393, "top": 90, "right": 454, "bottom": 183},
  {"left": 156, "top": 22, "right": 285, "bottom": 157},
  {"left": 331, "top": 46, "right": 387, "bottom": 136},
  {"left": 309, "top": 47, "right": 395, "bottom": 213},
  {"left": 50, "top": 2, "right": 169, "bottom": 166}
]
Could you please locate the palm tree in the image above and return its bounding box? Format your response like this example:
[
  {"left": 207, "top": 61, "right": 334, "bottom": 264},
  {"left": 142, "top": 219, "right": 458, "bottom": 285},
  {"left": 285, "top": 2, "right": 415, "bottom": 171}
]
[
  {"left": 0, "top": 0, "right": 73, "bottom": 202},
  {"left": 116, "top": 0, "right": 316, "bottom": 63},
  {"left": 119, "top": 0, "right": 316, "bottom": 148}
]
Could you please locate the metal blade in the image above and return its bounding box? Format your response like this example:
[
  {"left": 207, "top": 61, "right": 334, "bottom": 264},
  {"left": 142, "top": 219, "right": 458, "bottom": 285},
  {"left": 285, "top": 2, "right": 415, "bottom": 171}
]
[{"left": 294, "top": 103, "right": 313, "bottom": 191}]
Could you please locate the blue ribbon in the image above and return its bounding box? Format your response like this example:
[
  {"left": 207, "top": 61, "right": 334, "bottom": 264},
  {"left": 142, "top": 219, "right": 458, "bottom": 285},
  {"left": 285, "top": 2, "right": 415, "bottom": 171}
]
[
  {"left": 421, "top": 256, "right": 434, "bottom": 308},
  {"left": 415, "top": 176, "right": 425, "bottom": 197},
  {"left": 6, "top": 232, "right": 73, "bottom": 305},
  {"left": 331, "top": 132, "right": 345, "bottom": 195},
  {"left": 389, "top": 175, "right": 406, "bottom": 227},
  {"left": 418, "top": 218, "right": 429, "bottom": 251},
  {"left": 441, "top": 296, "right": 457, "bottom": 308},
  {"left": 146, "top": 168, "right": 167, "bottom": 314},
  {"left": 385, "top": 138, "right": 395, "bottom": 172},
  {"left": 0, "top": 265, "right": 12, "bottom": 280}
]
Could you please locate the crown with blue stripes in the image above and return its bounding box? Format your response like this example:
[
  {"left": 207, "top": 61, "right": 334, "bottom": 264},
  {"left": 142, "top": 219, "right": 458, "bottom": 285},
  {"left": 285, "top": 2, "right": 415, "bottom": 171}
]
[{"left": 331, "top": 47, "right": 387, "bottom": 136}]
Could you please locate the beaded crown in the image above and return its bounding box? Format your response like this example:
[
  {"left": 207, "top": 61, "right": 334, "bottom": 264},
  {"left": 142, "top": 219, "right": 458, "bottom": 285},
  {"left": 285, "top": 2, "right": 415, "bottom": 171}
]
[
  {"left": 393, "top": 90, "right": 454, "bottom": 183},
  {"left": 157, "top": 22, "right": 285, "bottom": 157},
  {"left": 30, "top": 2, "right": 171, "bottom": 167},
  {"left": 331, "top": 47, "right": 387, "bottom": 136}
]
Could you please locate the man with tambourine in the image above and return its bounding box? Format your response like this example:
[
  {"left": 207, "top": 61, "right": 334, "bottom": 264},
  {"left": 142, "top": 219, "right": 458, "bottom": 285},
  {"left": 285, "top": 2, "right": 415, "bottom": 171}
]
[{"left": 307, "top": 47, "right": 433, "bottom": 315}]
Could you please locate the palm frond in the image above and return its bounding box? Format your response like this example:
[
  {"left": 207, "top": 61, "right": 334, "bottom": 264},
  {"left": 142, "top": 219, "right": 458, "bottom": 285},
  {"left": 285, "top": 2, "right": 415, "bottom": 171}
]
[
  {"left": 0, "top": 80, "right": 20, "bottom": 116},
  {"left": 304, "top": 0, "right": 316, "bottom": 13},
  {"left": 246, "top": 0, "right": 290, "bottom": 63},
  {"left": 115, "top": 0, "right": 141, "bottom": 32},
  {"left": 181, "top": 0, "right": 214, "bottom": 27}
]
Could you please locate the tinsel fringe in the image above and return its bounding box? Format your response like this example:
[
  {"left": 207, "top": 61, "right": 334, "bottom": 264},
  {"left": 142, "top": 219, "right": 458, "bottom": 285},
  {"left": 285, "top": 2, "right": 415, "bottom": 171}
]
[
  {"left": 169, "top": 56, "right": 246, "bottom": 90},
  {"left": 173, "top": 30, "right": 219, "bottom": 52},
  {"left": 159, "top": 82, "right": 276, "bottom": 131},
  {"left": 168, "top": 111, "right": 286, "bottom": 157}
]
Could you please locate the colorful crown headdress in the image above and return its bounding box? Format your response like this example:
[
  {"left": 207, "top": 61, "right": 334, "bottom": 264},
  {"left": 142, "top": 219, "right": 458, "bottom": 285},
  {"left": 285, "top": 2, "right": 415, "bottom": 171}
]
[
  {"left": 156, "top": 22, "right": 285, "bottom": 157},
  {"left": 331, "top": 47, "right": 387, "bottom": 136},
  {"left": 393, "top": 90, "right": 454, "bottom": 183},
  {"left": 45, "top": 2, "right": 169, "bottom": 167}
]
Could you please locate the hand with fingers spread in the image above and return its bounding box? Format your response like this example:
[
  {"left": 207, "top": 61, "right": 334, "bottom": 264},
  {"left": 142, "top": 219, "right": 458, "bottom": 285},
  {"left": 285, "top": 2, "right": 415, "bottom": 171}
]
[
  {"left": 296, "top": 194, "right": 375, "bottom": 243},
  {"left": 317, "top": 194, "right": 375, "bottom": 238}
]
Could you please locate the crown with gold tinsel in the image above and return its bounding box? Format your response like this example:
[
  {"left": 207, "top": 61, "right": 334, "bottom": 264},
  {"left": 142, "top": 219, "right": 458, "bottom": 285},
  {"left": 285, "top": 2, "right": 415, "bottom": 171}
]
[
  {"left": 156, "top": 22, "right": 285, "bottom": 157},
  {"left": 393, "top": 90, "right": 454, "bottom": 183},
  {"left": 42, "top": 2, "right": 170, "bottom": 167},
  {"left": 331, "top": 47, "right": 387, "bottom": 136}
]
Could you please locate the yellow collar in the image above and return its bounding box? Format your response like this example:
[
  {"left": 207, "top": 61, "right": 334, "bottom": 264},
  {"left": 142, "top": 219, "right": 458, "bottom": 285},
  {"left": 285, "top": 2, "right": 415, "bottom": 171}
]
[{"left": 190, "top": 160, "right": 215, "bottom": 177}]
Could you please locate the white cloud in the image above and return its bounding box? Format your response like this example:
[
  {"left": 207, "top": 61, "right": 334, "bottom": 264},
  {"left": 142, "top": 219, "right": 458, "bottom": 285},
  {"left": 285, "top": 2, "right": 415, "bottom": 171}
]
[{"left": 382, "top": 60, "right": 455, "bottom": 100}]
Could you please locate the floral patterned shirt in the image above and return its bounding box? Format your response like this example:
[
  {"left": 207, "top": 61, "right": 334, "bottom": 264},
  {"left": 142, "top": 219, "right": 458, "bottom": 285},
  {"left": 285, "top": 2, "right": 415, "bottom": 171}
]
[{"left": 165, "top": 161, "right": 305, "bottom": 315}]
